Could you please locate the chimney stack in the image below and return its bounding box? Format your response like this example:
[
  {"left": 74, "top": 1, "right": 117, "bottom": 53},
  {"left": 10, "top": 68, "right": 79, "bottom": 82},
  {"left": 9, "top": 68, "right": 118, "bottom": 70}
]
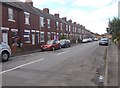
[
  {"left": 68, "top": 19, "right": 72, "bottom": 23},
  {"left": 73, "top": 22, "right": 76, "bottom": 24},
  {"left": 54, "top": 14, "right": 59, "bottom": 18},
  {"left": 43, "top": 8, "right": 49, "bottom": 13},
  {"left": 25, "top": 0, "right": 33, "bottom": 6},
  {"left": 62, "top": 17, "right": 67, "bottom": 21}
]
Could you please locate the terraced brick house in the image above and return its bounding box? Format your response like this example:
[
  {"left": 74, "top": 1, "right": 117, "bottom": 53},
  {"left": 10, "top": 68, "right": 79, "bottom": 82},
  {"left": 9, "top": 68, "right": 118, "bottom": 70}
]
[{"left": 1, "top": 0, "right": 92, "bottom": 52}]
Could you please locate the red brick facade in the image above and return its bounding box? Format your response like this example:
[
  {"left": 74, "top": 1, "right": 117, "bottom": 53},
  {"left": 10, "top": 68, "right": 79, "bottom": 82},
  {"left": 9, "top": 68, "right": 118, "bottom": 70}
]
[{"left": 1, "top": 1, "right": 93, "bottom": 51}]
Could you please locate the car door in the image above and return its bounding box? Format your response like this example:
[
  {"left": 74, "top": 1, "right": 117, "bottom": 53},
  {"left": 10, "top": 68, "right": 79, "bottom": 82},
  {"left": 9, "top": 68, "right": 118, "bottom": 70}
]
[
  {"left": 56, "top": 40, "right": 60, "bottom": 49},
  {"left": 54, "top": 40, "right": 59, "bottom": 49},
  {"left": 53, "top": 40, "right": 57, "bottom": 49}
]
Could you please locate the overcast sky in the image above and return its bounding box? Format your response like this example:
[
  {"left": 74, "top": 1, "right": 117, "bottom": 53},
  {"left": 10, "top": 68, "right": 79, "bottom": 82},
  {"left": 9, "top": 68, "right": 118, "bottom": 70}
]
[{"left": 20, "top": 0, "right": 119, "bottom": 34}]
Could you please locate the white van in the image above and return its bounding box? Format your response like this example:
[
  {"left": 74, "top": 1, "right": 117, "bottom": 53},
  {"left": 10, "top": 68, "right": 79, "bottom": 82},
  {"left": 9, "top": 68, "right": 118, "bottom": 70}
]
[{"left": 0, "top": 42, "right": 11, "bottom": 62}]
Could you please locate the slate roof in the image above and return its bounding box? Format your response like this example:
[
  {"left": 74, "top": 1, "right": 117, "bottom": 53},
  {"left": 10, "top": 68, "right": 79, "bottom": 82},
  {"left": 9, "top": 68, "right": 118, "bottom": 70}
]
[
  {"left": 2, "top": 1, "right": 76, "bottom": 26},
  {"left": 1, "top": 1, "right": 22, "bottom": 9}
]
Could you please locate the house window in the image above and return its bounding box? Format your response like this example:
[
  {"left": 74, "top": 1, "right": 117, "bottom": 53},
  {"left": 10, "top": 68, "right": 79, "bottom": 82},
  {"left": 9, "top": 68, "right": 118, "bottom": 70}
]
[
  {"left": 40, "top": 32, "right": 44, "bottom": 42},
  {"left": 56, "top": 22, "right": 59, "bottom": 30},
  {"left": 69, "top": 26, "right": 71, "bottom": 32},
  {"left": 66, "top": 25, "right": 68, "bottom": 31},
  {"left": 60, "top": 23, "right": 62, "bottom": 30},
  {"left": 75, "top": 27, "right": 76, "bottom": 33},
  {"left": 73, "top": 27, "right": 74, "bottom": 33},
  {"left": 36, "top": 32, "right": 39, "bottom": 43},
  {"left": 71, "top": 27, "right": 73, "bottom": 33},
  {"left": 24, "top": 30, "right": 30, "bottom": 43},
  {"left": 8, "top": 8, "right": 14, "bottom": 21},
  {"left": 47, "top": 32, "right": 51, "bottom": 40},
  {"left": 40, "top": 17, "right": 44, "bottom": 27},
  {"left": 78, "top": 28, "right": 81, "bottom": 33},
  {"left": 11, "top": 29, "right": 18, "bottom": 44},
  {"left": 24, "top": 12, "right": 30, "bottom": 25},
  {"left": 47, "top": 19, "right": 50, "bottom": 28}
]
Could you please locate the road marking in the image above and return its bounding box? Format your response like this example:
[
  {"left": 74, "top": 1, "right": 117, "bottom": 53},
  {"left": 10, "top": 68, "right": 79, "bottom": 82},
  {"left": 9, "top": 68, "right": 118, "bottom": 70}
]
[
  {"left": 56, "top": 50, "right": 69, "bottom": 56},
  {"left": 0, "top": 58, "right": 45, "bottom": 74}
]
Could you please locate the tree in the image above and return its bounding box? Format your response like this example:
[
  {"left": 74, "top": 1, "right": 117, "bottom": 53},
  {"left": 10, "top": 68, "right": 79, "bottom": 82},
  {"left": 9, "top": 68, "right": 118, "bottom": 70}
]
[{"left": 108, "top": 17, "right": 120, "bottom": 41}]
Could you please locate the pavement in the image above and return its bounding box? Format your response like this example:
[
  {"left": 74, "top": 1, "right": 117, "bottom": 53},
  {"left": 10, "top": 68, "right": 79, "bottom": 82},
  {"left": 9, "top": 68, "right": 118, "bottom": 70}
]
[
  {"left": 11, "top": 43, "right": 80, "bottom": 57},
  {"left": 105, "top": 42, "right": 119, "bottom": 86}
]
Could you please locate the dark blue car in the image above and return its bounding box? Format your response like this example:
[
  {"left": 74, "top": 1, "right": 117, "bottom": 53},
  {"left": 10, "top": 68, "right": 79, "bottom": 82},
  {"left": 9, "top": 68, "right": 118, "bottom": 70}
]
[{"left": 60, "top": 39, "right": 71, "bottom": 48}]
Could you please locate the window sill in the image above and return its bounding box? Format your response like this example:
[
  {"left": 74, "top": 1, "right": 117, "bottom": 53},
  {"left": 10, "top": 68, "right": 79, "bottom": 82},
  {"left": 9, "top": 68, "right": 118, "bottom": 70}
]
[
  {"left": 25, "top": 23, "right": 30, "bottom": 25},
  {"left": 8, "top": 19, "right": 15, "bottom": 22}
]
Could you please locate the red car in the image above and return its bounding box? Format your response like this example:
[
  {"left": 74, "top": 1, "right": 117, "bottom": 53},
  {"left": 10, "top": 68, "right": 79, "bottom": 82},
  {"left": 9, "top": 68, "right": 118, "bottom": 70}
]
[{"left": 41, "top": 40, "right": 61, "bottom": 51}]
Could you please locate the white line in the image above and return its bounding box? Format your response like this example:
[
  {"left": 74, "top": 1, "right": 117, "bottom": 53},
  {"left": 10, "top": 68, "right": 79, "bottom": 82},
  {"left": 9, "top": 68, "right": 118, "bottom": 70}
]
[
  {"left": 0, "top": 58, "right": 45, "bottom": 74},
  {"left": 56, "top": 51, "right": 69, "bottom": 56}
]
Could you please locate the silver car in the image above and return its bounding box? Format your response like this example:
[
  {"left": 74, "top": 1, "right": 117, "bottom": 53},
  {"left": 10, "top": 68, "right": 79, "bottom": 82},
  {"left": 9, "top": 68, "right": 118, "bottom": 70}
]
[
  {"left": 0, "top": 42, "right": 11, "bottom": 62},
  {"left": 99, "top": 38, "right": 109, "bottom": 46}
]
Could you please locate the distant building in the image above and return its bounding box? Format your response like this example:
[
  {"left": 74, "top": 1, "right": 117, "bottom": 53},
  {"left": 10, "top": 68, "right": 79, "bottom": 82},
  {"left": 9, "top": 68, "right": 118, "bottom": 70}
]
[{"left": 118, "top": 1, "right": 120, "bottom": 19}]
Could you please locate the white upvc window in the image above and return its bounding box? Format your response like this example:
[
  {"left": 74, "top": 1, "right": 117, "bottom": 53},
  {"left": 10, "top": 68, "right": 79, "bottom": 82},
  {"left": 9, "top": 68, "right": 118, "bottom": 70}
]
[
  {"left": 24, "top": 30, "right": 30, "bottom": 43},
  {"left": 73, "top": 27, "right": 74, "bottom": 33},
  {"left": 56, "top": 22, "right": 59, "bottom": 30},
  {"left": 69, "top": 26, "right": 71, "bottom": 32},
  {"left": 60, "top": 23, "right": 62, "bottom": 30},
  {"left": 66, "top": 25, "right": 68, "bottom": 31},
  {"left": 78, "top": 28, "right": 81, "bottom": 33},
  {"left": 40, "top": 32, "right": 44, "bottom": 42},
  {"left": 47, "top": 19, "right": 50, "bottom": 28},
  {"left": 75, "top": 27, "right": 76, "bottom": 33},
  {"left": 8, "top": 8, "right": 15, "bottom": 22},
  {"left": 47, "top": 32, "right": 51, "bottom": 40},
  {"left": 40, "top": 17, "right": 44, "bottom": 27},
  {"left": 24, "top": 12, "right": 30, "bottom": 25}
]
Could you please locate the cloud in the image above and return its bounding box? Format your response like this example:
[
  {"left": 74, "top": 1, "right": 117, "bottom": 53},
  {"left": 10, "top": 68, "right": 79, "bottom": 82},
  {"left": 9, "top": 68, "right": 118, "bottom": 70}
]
[
  {"left": 56, "top": 1, "right": 118, "bottom": 34},
  {"left": 73, "top": 0, "right": 118, "bottom": 8}
]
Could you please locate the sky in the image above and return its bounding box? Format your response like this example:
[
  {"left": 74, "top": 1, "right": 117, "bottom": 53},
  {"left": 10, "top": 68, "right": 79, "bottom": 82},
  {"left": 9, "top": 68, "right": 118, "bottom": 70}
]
[{"left": 20, "top": 0, "right": 119, "bottom": 34}]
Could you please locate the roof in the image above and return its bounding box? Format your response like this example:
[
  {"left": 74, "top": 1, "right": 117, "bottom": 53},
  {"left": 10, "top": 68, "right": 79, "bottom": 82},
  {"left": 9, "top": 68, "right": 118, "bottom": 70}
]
[
  {"left": 14, "top": 2, "right": 39, "bottom": 15},
  {"left": 1, "top": 1, "right": 22, "bottom": 9},
  {"left": 2, "top": 1, "right": 79, "bottom": 27}
]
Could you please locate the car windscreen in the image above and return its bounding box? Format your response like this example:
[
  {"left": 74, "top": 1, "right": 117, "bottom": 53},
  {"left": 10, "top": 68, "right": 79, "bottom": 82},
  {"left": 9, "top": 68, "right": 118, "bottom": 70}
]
[
  {"left": 101, "top": 39, "right": 108, "bottom": 41},
  {"left": 60, "top": 40, "right": 65, "bottom": 44},
  {"left": 47, "top": 40, "right": 53, "bottom": 45}
]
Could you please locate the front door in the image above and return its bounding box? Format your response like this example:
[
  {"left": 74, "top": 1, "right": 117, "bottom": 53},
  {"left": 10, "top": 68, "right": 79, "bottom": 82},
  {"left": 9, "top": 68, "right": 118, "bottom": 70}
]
[
  {"left": 2, "top": 32, "right": 8, "bottom": 44},
  {"left": 32, "top": 34, "right": 35, "bottom": 45}
]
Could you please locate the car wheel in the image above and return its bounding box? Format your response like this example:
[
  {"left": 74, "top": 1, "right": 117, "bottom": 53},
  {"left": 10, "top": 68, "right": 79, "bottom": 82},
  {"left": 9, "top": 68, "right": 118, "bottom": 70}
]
[
  {"left": 41, "top": 49, "right": 44, "bottom": 52},
  {"left": 2, "top": 52, "right": 9, "bottom": 62},
  {"left": 59, "top": 46, "right": 61, "bottom": 49},
  {"left": 52, "top": 47, "right": 55, "bottom": 51}
]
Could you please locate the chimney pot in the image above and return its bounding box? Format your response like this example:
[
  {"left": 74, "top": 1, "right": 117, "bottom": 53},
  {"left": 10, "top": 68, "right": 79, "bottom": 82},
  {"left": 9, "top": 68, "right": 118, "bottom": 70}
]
[
  {"left": 62, "top": 17, "right": 67, "bottom": 21},
  {"left": 54, "top": 14, "right": 59, "bottom": 18},
  {"left": 25, "top": 0, "right": 33, "bottom": 6},
  {"left": 43, "top": 8, "right": 49, "bottom": 13},
  {"left": 68, "top": 19, "right": 72, "bottom": 23}
]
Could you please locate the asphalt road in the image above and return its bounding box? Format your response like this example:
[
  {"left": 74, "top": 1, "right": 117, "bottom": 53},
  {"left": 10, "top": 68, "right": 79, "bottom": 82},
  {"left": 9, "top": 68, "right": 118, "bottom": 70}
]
[{"left": 1, "top": 41, "right": 108, "bottom": 86}]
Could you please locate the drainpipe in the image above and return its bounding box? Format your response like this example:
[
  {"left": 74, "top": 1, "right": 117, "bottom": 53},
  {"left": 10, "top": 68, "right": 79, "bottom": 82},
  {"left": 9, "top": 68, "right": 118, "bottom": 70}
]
[{"left": 0, "top": 2, "right": 2, "bottom": 43}]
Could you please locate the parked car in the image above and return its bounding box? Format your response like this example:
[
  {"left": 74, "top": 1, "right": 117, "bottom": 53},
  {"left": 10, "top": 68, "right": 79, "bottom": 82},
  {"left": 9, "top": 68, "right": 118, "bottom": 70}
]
[
  {"left": 99, "top": 38, "right": 109, "bottom": 46},
  {"left": 88, "top": 38, "right": 92, "bottom": 42},
  {"left": 41, "top": 40, "right": 61, "bottom": 51},
  {"left": 66, "top": 39, "right": 71, "bottom": 44},
  {"left": 0, "top": 42, "right": 11, "bottom": 62},
  {"left": 94, "top": 38, "right": 98, "bottom": 41},
  {"left": 60, "top": 39, "right": 71, "bottom": 48},
  {"left": 82, "top": 38, "right": 89, "bottom": 43}
]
